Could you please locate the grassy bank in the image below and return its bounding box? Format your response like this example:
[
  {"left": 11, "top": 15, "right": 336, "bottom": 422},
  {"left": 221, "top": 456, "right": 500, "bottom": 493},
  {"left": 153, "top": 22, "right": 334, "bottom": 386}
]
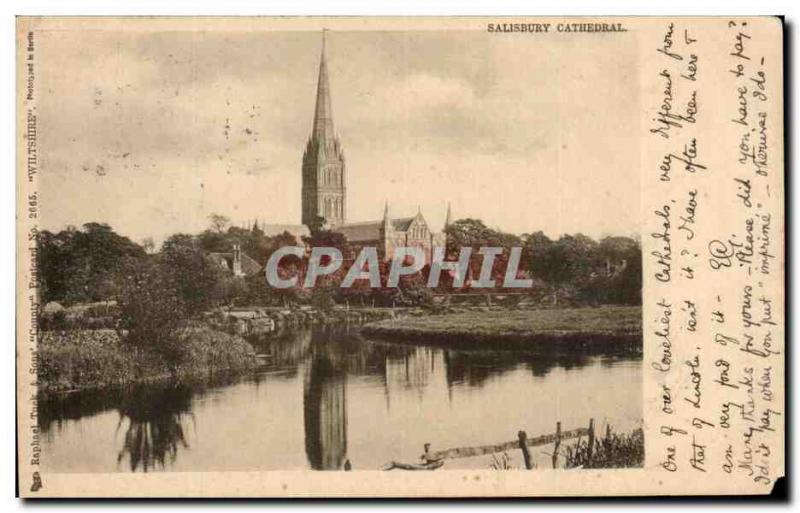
[
  {"left": 361, "top": 306, "right": 642, "bottom": 352},
  {"left": 37, "top": 324, "right": 257, "bottom": 396}
]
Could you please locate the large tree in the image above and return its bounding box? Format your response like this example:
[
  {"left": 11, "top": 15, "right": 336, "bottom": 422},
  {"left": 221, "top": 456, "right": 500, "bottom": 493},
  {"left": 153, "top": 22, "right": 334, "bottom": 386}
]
[
  {"left": 208, "top": 213, "right": 230, "bottom": 234},
  {"left": 160, "top": 234, "right": 229, "bottom": 315},
  {"left": 445, "top": 219, "right": 522, "bottom": 290},
  {"left": 582, "top": 236, "right": 642, "bottom": 305},
  {"left": 37, "top": 223, "right": 146, "bottom": 304}
]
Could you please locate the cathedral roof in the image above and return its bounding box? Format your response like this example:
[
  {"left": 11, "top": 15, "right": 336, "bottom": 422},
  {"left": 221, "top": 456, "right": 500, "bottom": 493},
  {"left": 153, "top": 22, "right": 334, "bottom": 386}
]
[
  {"left": 332, "top": 216, "right": 423, "bottom": 242},
  {"left": 332, "top": 220, "right": 382, "bottom": 242},
  {"left": 391, "top": 217, "right": 415, "bottom": 231},
  {"left": 260, "top": 224, "right": 310, "bottom": 238}
]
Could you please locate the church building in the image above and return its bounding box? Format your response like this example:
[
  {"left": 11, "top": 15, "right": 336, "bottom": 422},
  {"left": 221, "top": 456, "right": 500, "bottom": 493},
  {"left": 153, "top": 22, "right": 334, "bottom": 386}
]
[{"left": 300, "top": 33, "right": 448, "bottom": 263}]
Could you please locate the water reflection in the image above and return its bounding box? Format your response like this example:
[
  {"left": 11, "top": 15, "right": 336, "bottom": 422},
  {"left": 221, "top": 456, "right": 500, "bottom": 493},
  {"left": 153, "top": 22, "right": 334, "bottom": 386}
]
[
  {"left": 39, "top": 326, "right": 642, "bottom": 472},
  {"left": 115, "top": 385, "right": 194, "bottom": 472},
  {"left": 304, "top": 342, "right": 347, "bottom": 470},
  {"left": 253, "top": 326, "right": 605, "bottom": 392}
]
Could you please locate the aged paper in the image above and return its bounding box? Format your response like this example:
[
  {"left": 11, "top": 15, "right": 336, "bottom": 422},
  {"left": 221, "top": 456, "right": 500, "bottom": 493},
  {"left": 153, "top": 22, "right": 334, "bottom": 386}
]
[{"left": 16, "top": 16, "right": 784, "bottom": 497}]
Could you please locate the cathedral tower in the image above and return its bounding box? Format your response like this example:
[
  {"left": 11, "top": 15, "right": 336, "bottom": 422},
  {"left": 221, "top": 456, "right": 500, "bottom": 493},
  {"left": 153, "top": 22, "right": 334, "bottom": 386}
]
[{"left": 302, "top": 31, "right": 346, "bottom": 228}]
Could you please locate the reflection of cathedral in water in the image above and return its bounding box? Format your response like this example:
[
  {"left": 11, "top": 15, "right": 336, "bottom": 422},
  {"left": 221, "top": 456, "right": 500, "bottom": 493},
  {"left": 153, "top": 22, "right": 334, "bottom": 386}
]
[
  {"left": 35, "top": 322, "right": 621, "bottom": 474},
  {"left": 384, "top": 347, "right": 437, "bottom": 391},
  {"left": 256, "top": 326, "right": 598, "bottom": 470},
  {"left": 271, "top": 334, "right": 589, "bottom": 473},
  {"left": 303, "top": 339, "right": 348, "bottom": 470}
]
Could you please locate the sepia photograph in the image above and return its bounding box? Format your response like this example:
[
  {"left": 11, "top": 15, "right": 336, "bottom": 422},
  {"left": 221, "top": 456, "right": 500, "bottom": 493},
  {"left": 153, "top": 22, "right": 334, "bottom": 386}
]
[
  {"left": 31, "top": 24, "right": 643, "bottom": 474},
  {"left": 16, "top": 15, "right": 783, "bottom": 498}
]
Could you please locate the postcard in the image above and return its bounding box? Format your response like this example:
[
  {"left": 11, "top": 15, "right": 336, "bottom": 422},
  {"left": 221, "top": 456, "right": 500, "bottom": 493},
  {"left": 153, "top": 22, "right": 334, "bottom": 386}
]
[{"left": 16, "top": 16, "right": 784, "bottom": 497}]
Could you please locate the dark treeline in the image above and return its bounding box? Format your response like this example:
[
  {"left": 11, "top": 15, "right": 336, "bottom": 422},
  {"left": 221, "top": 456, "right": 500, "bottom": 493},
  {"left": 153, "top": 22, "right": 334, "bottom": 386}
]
[
  {"left": 447, "top": 219, "right": 641, "bottom": 306},
  {"left": 37, "top": 215, "right": 641, "bottom": 314}
]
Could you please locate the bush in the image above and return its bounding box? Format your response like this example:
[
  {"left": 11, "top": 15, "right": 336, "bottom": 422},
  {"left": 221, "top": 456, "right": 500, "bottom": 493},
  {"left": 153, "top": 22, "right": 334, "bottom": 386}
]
[
  {"left": 37, "top": 325, "right": 256, "bottom": 395},
  {"left": 38, "top": 330, "right": 138, "bottom": 393},
  {"left": 174, "top": 324, "right": 256, "bottom": 373}
]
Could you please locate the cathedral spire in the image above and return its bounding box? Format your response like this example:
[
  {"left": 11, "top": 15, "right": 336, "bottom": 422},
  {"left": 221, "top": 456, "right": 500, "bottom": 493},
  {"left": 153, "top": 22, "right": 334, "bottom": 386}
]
[
  {"left": 382, "top": 201, "right": 391, "bottom": 228},
  {"left": 302, "top": 29, "right": 346, "bottom": 227},
  {"left": 312, "top": 29, "right": 334, "bottom": 143}
]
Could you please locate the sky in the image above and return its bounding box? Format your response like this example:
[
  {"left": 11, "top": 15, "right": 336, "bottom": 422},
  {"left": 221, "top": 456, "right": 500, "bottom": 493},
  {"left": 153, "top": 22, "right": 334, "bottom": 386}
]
[{"left": 35, "top": 24, "right": 641, "bottom": 245}]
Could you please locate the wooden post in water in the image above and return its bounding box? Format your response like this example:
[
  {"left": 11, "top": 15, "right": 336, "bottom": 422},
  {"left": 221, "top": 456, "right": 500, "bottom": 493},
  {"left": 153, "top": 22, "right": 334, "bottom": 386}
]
[
  {"left": 552, "top": 421, "right": 562, "bottom": 469},
  {"left": 587, "top": 418, "right": 596, "bottom": 462},
  {"left": 517, "top": 431, "right": 533, "bottom": 470}
]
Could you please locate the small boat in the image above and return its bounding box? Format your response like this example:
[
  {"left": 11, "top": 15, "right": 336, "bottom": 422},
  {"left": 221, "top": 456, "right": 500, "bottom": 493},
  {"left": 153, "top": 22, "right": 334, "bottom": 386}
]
[{"left": 380, "top": 460, "right": 444, "bottom": 471}]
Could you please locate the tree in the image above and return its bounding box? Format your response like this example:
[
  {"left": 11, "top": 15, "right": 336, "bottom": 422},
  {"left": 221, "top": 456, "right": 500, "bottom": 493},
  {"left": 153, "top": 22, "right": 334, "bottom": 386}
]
[
  {"left": 160, "top": 235, "right": 228, "bottom": 316},
  {"left": 306, "top": 215, "right": 328, "bottom": 235},
  {"left": 244, "top": 232, "right": 305, "bottom": 307},
  {"left": 37, "top": 229, "right": 73, "bottom": 304},
  {"left": 161, "top": 233, "right": 199, "bottom": 253},
  {"left": 301, "top": 229, "right": 348, "bottom": 307},
  {"left": 208, "top": 213, "right": 230, "bottom": 234},
  {"left": 522, "top": 232, "right": 593, "bottom": 304},
  {"left": 141, "top": 237, "right": 156, "bottom": 254},
  {"left": 197, "top": 229, "right": 228, "bottom": 253},
  {"left": 37, "top": 223, "right": 146, "bottom": 304},
  {"left": 117, "top": 256, "right": 186, "bottom": 363},
  {"left": 445, "top": 218, "right": 522, "bottom": 291},
  {"left": 522, "top": 231, "right": 559, "bottom": 302},
  {"left": 118, "top": 235, "right": 230, "bottom": 365},
  {"left": 523, "top": 231, "right": 553, "bottom": 278},
  {"left": 580, "top": 236, "right": 642, "bottom": 305},
  {"left": 394, "top": 262, "right": 433, "bottom": 307}
]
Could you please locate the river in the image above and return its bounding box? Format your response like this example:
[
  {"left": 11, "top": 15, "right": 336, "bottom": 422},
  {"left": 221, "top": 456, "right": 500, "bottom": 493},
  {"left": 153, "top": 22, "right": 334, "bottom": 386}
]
[{"left": 38, "top": 325, "right": 642, "bottom": 472}]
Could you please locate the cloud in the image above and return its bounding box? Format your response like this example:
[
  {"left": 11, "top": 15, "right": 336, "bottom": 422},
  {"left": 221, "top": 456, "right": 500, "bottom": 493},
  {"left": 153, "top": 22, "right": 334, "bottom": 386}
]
[{"left": 36, "top": 28, "right": 641, "bottom": 243}]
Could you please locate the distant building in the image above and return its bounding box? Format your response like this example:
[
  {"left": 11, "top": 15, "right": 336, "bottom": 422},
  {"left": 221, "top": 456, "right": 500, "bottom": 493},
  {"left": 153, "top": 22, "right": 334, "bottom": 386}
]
[{"left": 207, "top": 243, "right": 261, "bottom": 277}]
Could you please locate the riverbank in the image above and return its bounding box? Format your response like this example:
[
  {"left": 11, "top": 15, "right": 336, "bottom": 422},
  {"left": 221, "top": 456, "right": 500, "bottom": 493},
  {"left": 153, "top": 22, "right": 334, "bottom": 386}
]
[
  {"left": 207, "top": 306, "right": 396, "bottom": 337},
  {"left": 37, "top": 323, "right": 257, "bottom": 396},
  {"left": 361, "top": 306, "right": 642, "bottom": 352}
]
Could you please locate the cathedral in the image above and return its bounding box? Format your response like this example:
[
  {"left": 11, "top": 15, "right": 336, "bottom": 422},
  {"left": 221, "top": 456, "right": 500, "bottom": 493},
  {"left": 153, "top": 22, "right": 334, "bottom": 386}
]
[{"left": 300, "top": 33, "right": 447, "bottom": 263}]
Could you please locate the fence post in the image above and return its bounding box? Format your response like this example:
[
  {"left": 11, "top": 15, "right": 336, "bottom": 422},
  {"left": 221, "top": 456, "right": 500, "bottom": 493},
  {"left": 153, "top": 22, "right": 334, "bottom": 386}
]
[
  {"left": 552, "top": 421, "right": 562, "bottom": 469},
  {"left": 587, "top": 418, "right": 595, "bottom": 462},
  {"left": 517, "top": 431, "right": 533, "bottom": 470}
]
